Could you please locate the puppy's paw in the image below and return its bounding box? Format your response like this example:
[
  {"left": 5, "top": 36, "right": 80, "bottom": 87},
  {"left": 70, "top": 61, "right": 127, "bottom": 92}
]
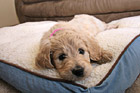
[{"left": 98, "top": 50, "right": 113, "bottom": 64}]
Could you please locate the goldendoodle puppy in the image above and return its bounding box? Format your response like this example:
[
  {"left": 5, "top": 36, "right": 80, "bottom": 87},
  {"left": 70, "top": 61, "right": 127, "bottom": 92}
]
[{"left": 36, "top": 14, "right": 112, "bottom": 81}]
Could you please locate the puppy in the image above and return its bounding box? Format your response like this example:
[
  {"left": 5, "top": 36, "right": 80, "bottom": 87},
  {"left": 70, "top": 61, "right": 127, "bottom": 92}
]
[{"left": 36, "top": 14, "right": 112, "bottom": 81}]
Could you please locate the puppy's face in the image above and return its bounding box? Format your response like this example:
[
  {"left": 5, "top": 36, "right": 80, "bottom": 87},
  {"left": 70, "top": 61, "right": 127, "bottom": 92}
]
[
  {"left": 51, "top": 34, "right": 92, "bottom": 81},
  {"left": 36, "top": 29, "right": 112, "bottom": 81}
]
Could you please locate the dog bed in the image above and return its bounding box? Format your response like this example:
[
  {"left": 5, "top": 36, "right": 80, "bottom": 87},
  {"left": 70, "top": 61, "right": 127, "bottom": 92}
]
[{"left": 0, "top": 16, "right": 140, "bottom": 93}]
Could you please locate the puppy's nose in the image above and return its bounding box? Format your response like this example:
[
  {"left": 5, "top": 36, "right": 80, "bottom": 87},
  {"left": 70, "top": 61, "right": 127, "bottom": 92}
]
[{"left": 72, "top": 66, "right": 84, "bottom": 77}]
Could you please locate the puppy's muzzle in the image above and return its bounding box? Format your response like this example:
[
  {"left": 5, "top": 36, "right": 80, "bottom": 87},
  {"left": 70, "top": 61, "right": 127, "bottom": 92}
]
[{"left": 72, "top": 65, "right": 84, "bottom": 77}]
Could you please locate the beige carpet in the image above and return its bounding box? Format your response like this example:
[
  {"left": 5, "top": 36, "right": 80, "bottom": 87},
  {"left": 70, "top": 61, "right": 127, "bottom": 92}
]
[{"left": 0, "top": 79, "right": 20, "bottom": 93}]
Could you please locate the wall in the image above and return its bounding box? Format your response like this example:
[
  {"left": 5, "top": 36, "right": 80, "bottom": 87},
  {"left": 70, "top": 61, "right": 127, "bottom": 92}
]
[{"left": 0, "top": 0, "right": 19, "bottom": 28}]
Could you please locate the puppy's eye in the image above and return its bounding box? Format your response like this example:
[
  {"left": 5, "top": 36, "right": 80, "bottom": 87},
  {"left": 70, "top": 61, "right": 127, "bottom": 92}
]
[
  {"left": 59, "top": 53, "right": 66, "bottom": 61},
  {"left": 78, "top": 48, "right": 85, "bottom": 55}
]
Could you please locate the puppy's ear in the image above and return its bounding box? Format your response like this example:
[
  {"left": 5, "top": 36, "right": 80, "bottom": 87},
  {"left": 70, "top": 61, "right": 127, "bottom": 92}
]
[
  {"left": 84, "top": 37, "right": 112, "bottom": 64},
  {"left": 35, "top": 39, "right": 54, "bottom": 68},
  {"left": 85, "top": 37, "right": 101, "bottom": 61}
]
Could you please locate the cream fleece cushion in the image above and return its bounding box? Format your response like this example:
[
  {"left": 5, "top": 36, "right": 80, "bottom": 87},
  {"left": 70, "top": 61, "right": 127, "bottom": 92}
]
[{"left": 0, "top": 16, "right": 140, "bottom": 89}]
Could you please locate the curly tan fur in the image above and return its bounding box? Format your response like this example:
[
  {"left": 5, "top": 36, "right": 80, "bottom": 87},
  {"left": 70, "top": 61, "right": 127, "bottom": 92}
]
[{"left": 36, "top": 14, "right": 112, "bottom": 81}]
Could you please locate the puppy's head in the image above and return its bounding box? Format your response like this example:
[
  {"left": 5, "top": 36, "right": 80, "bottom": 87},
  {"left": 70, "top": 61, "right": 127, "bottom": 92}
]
[{"left": 36, "top": 29, "right": 110, "bottom": 81}]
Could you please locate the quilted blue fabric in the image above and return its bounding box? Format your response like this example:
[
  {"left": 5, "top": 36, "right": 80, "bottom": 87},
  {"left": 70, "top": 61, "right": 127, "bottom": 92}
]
[{"left": 0, "top": 36, "right": 140, "bottom": 93}]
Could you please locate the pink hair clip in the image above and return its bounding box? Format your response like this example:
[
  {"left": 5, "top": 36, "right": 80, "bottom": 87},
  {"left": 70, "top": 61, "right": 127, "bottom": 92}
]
[{"left": 50, "top": 28, "right": 63, "bottom": 37}]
